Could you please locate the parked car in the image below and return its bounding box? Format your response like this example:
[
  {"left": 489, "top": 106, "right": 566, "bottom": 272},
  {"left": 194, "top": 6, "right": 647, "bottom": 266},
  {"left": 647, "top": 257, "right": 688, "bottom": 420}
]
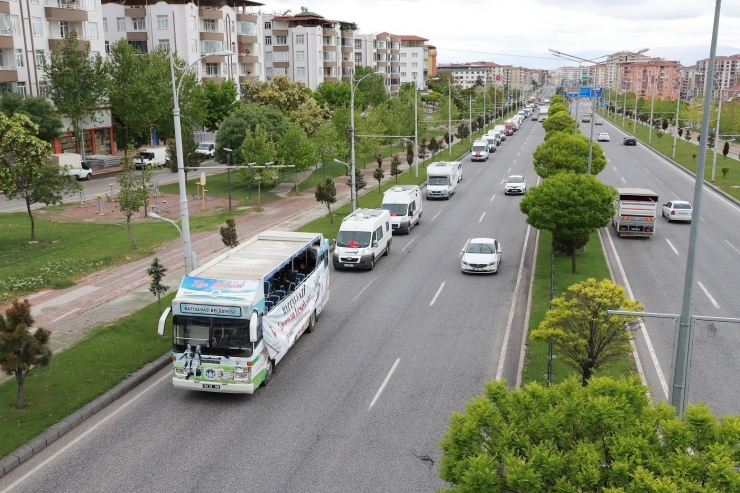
[
  {"left": 662, "top": 200, "right": 693, "bottom": 223},
  {"left": 597, "top": 132, "right": 610, "bottom": 142},
  {"left": 623, "top": 136, "right": 637, "bottom": 146},
  {"left": 504, "top": 175, "right": 527, "bottom": 195},
  {"left": 461, "top": 238, "right": 502, "bottom": 274}
]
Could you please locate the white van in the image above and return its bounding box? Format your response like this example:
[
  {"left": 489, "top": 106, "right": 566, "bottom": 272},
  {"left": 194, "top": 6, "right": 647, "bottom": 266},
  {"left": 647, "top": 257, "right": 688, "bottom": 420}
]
[
  {"left": 482, "top": 133, "right": 499, "bottom": 152},
  {"left": 195, "top": 141, "right": 216, "bottom": 159},
  {"left": 333, "top": 209, "right": 392, "bottom": 271},
  {"left": 426, "top": 161, "right": 459, "bottom": 200},
  {"left": 134, "top": 147, "right": 168, "bottom": 169},
  {"left": 382, "top": 185, "right": 422, "bottom": 234},
  {"left": 470, "top": 139, "right": 489, "bottom": 162},
  {"left": 493, "top": 125, "right": 506, "bottom": 142}
]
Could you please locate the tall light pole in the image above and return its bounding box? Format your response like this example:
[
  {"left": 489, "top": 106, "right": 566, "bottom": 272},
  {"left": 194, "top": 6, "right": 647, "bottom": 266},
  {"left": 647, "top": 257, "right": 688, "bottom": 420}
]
[
  {"left": 223, "top": 147, "right": 233, "bottom": 214},
  {"left": 350, "top": 71, "right": 382, "bottom": 212},
  {"left": 672, "top": 77, "right": 683, "bottom": 159},
  {"left": 170, "top": 49, "right": 233, "bottom": 275},
  {"left": 448, "top": 81, "right": 452, "bottom": 156},
  {"left": 414, "top": 84, "right": 419, "bottom": 177},
  {"left": 648, "top": 72, "right": 657, "bottom": 144},
  {"left": 711, "top": 67, "right": 726, "bottom": 181},
  {"left": 469, "top": 95, "right": 472, "bottom": 142},
  {"left": 483, "top": 73, "right": 487, "bottom": 132}
]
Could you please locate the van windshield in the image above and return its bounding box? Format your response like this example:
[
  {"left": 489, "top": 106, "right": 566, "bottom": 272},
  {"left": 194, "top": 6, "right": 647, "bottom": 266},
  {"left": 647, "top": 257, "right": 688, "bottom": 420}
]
[
  {"left": 197, "top": 143, "right": 211, "bottom": 150},
  {"left": 428, "top": 176, "right": 449, "bottom": 186},
  {"left": 382, "top": 204, "right": 407, "bottom": 216},
  {"left": 140, "top": 152, "right": 154, "bottom": 160},
  {"left": 337, "top": 231, "right": 371, "bottom": 248},
  {"left": 472, "top": 145, "right": 486, "bottom": 152}
]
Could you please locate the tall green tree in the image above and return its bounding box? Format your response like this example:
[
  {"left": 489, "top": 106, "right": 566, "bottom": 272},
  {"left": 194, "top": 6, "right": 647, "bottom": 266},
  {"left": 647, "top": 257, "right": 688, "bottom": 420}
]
[
  {"left": 42, "top": 30, "right": 107, "bottom": 155},
  {"left": 548, "top": 102, "right": 568, "bottom": 116},
  {"left": 533, "top": 132, "right": 607, "bottom": 178},
  {"left": 313, "top": 81, "right": 359, "bottom": 110},
  {"left": 147, "top": 257, "right": 169, "bottom": 315},
  {"left": 202, "top": 78, "right": 239, "bottom": 131},
  {"left": 0, "top": 93, "right": 63, "bottom": 143},
  {"left": 240, "top": 124, "right": 277, "bottom": 168},
  {"left": 315, "top": 178, "right": 337, "bottom": 223},
  {"left": 311, "top": 123, "right": 348, "bottom": 174},
  {"left": 532, "top": 278, "right": 643, "bottom": 386},
  {"left": 542, "top": 111, "right": 576, "bottom": 134},
  {"left": 220, "top": 218, "right": 239, "bottom": 248},
  {"left": 0, "top": 299, "right": 51, "bottom": 409},
  {"left": 390, "top": 154, "right": 401, "bottom": 182},
  {"left": 373, "top": 166, "right": 384, "bottom": 193},
  {"left": 216, "top": 104, "right": 288, "bottom": 165},
  {"left": 277, "top": 123, "right": 316, "bottom": 172},
  {"left": 353, "top": 66, "right": 388, "bottom": 109},
  {"left": 439, "top": 376, "right": 740, "bottom": 492},
  {"left": 520, "top": 173, "right": 616, "bottom": 273},
  {"left": 0, "top": 113, "right": 79, "bottom": 240},
  {"left": 117, "top": 150, "right": 152, "bottom": 249}
]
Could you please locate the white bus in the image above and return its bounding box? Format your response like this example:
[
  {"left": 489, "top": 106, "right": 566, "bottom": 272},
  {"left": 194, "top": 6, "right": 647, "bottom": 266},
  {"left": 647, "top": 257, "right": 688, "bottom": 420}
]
[{"left": 157, "top": 231, "right": 331, "bottom": 393}]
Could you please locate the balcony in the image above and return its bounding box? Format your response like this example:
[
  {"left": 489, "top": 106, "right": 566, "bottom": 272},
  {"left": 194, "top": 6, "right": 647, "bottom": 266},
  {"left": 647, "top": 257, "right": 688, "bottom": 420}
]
[
  {"left": 0, "top": 65, "right": 19, "bottom": 82},
  {"left": 239, "top": 74, "right": 259, "bottom": 84},
  {"left": 200, "top": 31, "right": 224, "bottom": 41},
  {"left": 49, "top": 33, "right": 91, "bottom": 50},
  {"left": 45, "top": 0, "right": 88, "bottom": 22},
  {"left": 0, "top": 29, "right": 14, "bottom": 49},
  {"left": 198, "top": 7, "right": 223, "bottom": 20},
  {"left": 0, "top": 1, "right": 9, "bottom": 14},
  {"left": 236, "top": 12, "right": 258, "bottom": 22}
]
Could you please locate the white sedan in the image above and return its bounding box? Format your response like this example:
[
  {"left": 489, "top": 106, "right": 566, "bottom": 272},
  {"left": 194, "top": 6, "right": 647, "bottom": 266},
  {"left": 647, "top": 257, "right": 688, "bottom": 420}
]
[
  {"left": 662, "top": 200, "right": 693, "bottom": 223},
  {"left": 461, "top": 238, "right": 502, "bottom": 274},
  {"left": 597, "top": 132, "right": 610, "bottom": 142}
]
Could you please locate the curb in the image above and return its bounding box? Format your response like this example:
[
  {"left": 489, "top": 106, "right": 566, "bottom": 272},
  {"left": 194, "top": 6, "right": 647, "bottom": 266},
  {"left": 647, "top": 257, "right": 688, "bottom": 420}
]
[{"left": 0, "top": 353, "right": 171, "bottom": 478}]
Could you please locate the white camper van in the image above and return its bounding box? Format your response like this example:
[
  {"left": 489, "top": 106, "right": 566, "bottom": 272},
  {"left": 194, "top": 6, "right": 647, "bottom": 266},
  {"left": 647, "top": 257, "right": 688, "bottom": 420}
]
[
  {"left": 493, "top": 125, "right": 506, "bottom": 142},
  {"left": 134, "top": 147, "right": 168, "bottom": 169},
  {"left": 470, "top": 139, "right": 489, "bottom": 162},
  {"left": 382, "top": 185, "right": 422, "bottom": 234},
  {"left": 333, "top": 209, "right": 392, "bottom": 270},
  {"left": 426, "top": 161, "right": 459, "bottom": 200}
]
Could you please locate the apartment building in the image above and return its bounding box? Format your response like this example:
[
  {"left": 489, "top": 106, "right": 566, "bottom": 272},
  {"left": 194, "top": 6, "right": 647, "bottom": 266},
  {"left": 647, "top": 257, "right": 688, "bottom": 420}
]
[
  {"left": 695, "top": 54, "right": 740, "bottom": 100},
  {"left": 620, "top": 58, "right": 681, "bottom": 101},
  {"left": 680, "top": 64, "right": 698, "bottom": 100},
  {"left": 436, "top": 62, "right": 500, "bottom": 89},
  {"left": 556, "top": 65, "right": 591, "bottom": 87},
  {"left": 399, "top": 34, "right": 426, "bottom": 88}
]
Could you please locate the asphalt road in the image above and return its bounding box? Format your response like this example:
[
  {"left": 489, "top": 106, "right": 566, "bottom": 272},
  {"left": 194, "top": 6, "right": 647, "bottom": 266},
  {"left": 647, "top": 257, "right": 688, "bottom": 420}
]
[
  {"left": 0, "top": 120, "right": 545, "bottom": 493},
  {"left": 575, "top": 99, "right": 740, "bottom": 416}
]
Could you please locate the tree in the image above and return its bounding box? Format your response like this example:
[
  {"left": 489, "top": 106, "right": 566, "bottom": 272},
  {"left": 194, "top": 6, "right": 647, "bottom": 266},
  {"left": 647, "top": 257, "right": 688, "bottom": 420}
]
[
  {"left": 165, "top": 130, "right": 200, "bottom": 183},
  {"left": 428, "top": 137, "right": 440, "bottom": 162},
  {"left": 531, "top": 278, "right": 643, "bottom": 386},
  {"left": 276, "top": 123, "right": 316, "bottom": 175},
  {"left": 311, "top": 123, "right": 347, "bottom": 175},
  {"left": 0, "top": 93, "right": 63, "bottom": 143},
  {"left": 202, "top": 78, "right": 239, "bottom": 131},
  {"left": 439, "top": 375, "right": 740, "bottom": 492},
  {"left": 0, "top": 299, "right": 51, "bottom": 409},
  {"left": 443, "top": 131, "right": 451, "bottom": 148},
  {"left": 723, "top": 141, "right": 730, "bottom": 159},
  {"left": 315, "top": 178, "right": 337, "bottom": 223},
  {"left": 347, "top": 169, "right": 366, "bottom": 192},
  {"left": 0, "top": 113, "right": 80, "bottom": 240},
  {"left": 313, "top": 81, "right": 359, "bottom": 110},
  {"left": 455, "top": 122, "right": 470, "bottom": 140},
  {"left": 147, "top": 257, "right": 169, "bottom": 315},
  {"left": 533, "top": 132, "right": 607, "bottom": 178},
  {"left": 550, "top": 94, "right": 564, "bottom": 105},
  {"left": 419, "top": 137, "right": 428, "bottom": 162},
  {"left": 542, "top": 111, "right": 576, "bottom": 134},
  {"left": 353, "top": 66, "right": 388, "bottom": 109},
  {"left": 240, "top": 124, "right": 277, "bottom": 168},
  {"left": 220, "top": 218, "right": 239, "bottom": 249},
  {"left": 42, "top": 30, "right": 107, "bottom": 156},
  {"left": 373, "top": 166, "right": 384, "bottom": 193},
  {"left": 684, "top": 128, "right": 692, "bottom": 141},
  {"left": 548, "top": 103, "right": 568, "bottom": 116},
  {"left": 117, "top": 150, "right": 152, "bottom": 249},
  {"left": 215, "top": 104, "right": 288, "bottom": 165},
  {"left": 662, "top": 118, "right": 669, "bottom": 131},
  {"left": 390, "top": 154, "right": 401, "bottom": 182},
  {"left": 520, "top": 173, "right": 616, "bottom": 273},
  {"left": 405, "top": 140, "right": 414, "bottom": 168}
]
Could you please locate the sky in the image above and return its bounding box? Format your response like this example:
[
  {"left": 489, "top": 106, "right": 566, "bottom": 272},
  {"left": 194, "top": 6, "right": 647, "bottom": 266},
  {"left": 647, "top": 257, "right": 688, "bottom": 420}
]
[{"left": 259, "top": 0, "right": 740, "bottom": 69}]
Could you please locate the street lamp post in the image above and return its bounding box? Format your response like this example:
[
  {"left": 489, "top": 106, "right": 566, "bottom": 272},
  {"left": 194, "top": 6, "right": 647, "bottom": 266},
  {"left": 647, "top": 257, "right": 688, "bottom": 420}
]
[
  {"left": 672, "top": 77, "right": 683, "bottom": 159},
  {"left": 350, "top": 71, "right": 382, "bottom": 212},
  {"left": 711, "top": 68, "right": 726, "bottom": 181},
  {"left": 223, "top": 147, "right": 233, "bottom": 214},
  {"left": 169, "top": 49, "right": 234, "bottom": 274},
  {"left": 447, "top": 82, "right": 452, "bottom": 156}
]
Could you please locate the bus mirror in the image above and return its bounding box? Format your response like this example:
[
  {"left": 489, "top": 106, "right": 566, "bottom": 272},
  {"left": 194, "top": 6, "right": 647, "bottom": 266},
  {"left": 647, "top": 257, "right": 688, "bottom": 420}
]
[
  {"left": 250, "top": 311, "right": 259, "bottom": 343},
  {"left": 157, "top": 307, "right": 171, "bottom": 336}
]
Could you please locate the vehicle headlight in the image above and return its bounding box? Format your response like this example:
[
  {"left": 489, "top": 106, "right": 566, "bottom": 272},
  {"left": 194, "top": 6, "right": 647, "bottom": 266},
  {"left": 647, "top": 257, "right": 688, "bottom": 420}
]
[
  {"left": 362, "top": 248, "right": 371, "bottom": 255},
  {"left": 462, "top": 261, "right": 469, "bottom": 266},
  {"left": 488, "top": 262, "right": 496, "bottom": 266}
]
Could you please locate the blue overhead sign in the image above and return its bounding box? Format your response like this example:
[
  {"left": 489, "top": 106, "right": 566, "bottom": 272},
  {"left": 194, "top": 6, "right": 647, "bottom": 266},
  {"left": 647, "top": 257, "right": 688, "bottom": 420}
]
[{"left": 579, "top": 87, "right": 593, "bottom": 98}]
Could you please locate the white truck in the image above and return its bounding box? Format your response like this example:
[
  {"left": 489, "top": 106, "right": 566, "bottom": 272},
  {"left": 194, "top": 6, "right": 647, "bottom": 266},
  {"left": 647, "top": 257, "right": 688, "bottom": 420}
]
[
  {"left": 52, "top": 153, "right": 92, "bottom": 180},
  {"left": 612, "top": 188, "right": 659, "bottom": 237},
  {"left": 333, "top": 209, "right": 392, "bottom": 270},
  {"left": 157, "top": 231, "right": 331, "bottom": 393},
  {"left": 382, "top": 185, "right": 422, "bottom": 234},
  {"left": 134, "top": 147, "right": 168, "bottom": 169},
  {"left": 426, "top": 161, "right": 459, "bottom": 200}
]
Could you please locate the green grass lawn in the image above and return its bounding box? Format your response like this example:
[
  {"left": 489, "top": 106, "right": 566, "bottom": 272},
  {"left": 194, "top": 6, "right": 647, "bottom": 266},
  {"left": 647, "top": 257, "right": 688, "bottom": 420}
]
[
  {"left": 597, "top": 110, "right": 740, "bottom": 201},
  {"left": 0, "top": 292, "right": 175, "bottom": 458},
  {"left": 158, "top": 169, "right": 281, "bottom": 202},
  {"left": 520, "top": 232, "right": 637, "bottom": 387}
]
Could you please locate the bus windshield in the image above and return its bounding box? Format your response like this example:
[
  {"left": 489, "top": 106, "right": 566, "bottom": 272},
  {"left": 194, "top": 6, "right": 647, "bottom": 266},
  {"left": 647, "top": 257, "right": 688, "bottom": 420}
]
[
  {"left": 428, "top": 176, "right": 449, "bottom": 186},
  {"left": 382, "top": 204, "right": 407, "bottom": 216},
  {"left": 173, "top": 315, "right": 253, "bottom": 357},
  {"left": 337, "top": 231, "right": 371, "bottom": 248}
]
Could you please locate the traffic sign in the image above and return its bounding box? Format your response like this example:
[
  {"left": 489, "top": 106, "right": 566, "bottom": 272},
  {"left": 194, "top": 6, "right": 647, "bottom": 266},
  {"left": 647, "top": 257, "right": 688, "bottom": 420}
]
[
  {"left": 578, "top": 87, "right": 593, "bottom": 98},
  {"left": 599, "top": 101, "right": 605, "bottom": 107}
]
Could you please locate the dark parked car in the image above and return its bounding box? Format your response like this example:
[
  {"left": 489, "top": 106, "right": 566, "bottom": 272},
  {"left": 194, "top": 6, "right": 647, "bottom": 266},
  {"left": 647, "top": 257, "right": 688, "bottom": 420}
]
[{"left": 623, "top": 136, "right": 637, "bottom": 146}]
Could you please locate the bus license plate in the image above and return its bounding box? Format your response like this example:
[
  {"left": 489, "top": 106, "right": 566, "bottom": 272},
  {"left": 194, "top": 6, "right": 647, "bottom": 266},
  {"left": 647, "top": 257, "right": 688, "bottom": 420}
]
[{"left": 203, "top": 384, "right": 220, "bottom": 389}]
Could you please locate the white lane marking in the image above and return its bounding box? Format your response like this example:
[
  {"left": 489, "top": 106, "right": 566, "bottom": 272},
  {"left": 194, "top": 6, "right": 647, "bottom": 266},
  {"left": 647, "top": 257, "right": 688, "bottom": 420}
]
[
  {"left": 507, "top": 167, "right": 511, "bottom": 173},
  {"left": 656, "top": 178, "right": 664, "bottom": 185},
  {"left": 501, "top": 179, "right": 506, "bottom": 184},
  {"left": 620, "top": 176, "right": 626, "bottom": 183},
  {"left": 605, "top": 230, "right": 669, "bottom": 398},
  {"left": 517, "top": 152, "right": 520, "bottom": 156},
  {"left": 496, "top": 225, "right": 531, "bottom": 381},
  {"left": 513, "top": 159, "right": 516, "bottom": 164},
  {"left": 0, "top": 371, "right": 172, "bottom": 493},
  {"left": 479, "top": 212, "right": 486, "bottom": 223},
  {"left": 429, "top": 281, "right": 446, "bottom": 306},
  {"left": 725, "top": 239, "right": 740, "bottom": 256},
  {"left": 49, "top": 308, "right": 80, "bottom": 324},
  {"left": 613, "top": 166, "right": 618, "bottom": 171},
  {"left": 431, "top": 211, "right": 441, "bottom": 221},
  {"left": 697, "top": 281, "right": 720, "bottom": 309},
  {"left": 401, "top": 236, "right": 417, "bottom": 252},
  {"left": 490, "top": 193, "right": 496, "bottom": 203},
  {"left": 351, "top": 276, "right": 378, "bottom": 302},
  {"left": 665, "top": 239, "right": 679, "bottom": 255},
  {"left": 644, "top": 167, "right": 651, "bottom": 172},
  {"left": 476, "top": 168, "right": 481, "bottom": 174},
  {"left": 369, "top": 358, "right": 400, "bottom": 409}
]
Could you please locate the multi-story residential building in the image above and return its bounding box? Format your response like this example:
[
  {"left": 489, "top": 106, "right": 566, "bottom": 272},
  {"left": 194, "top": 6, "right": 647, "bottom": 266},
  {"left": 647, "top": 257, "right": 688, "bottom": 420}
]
[
  {"left": 680, "top": 64, "right": 698, "bottom": 100},
  {"left": 620, "top": 58, "right": 682, "bottom": 101},
  {"left": 695, "top": 54, "right": 740, "bottom": 100},
  {"left": 436, "top": 61, "right": 500, "bottom": 89},
  {"left": 398, "top": 34, "right": 426, "bottom": 88},
  {"left": 556, "top": 65, "right": 590, "bottom": 87}
]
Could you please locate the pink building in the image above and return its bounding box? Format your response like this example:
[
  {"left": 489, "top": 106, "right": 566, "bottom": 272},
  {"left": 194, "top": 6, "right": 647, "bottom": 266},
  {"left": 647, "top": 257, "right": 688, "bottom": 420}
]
[{"left": 621, "top": 58, "right": 682, "bottom": 101}]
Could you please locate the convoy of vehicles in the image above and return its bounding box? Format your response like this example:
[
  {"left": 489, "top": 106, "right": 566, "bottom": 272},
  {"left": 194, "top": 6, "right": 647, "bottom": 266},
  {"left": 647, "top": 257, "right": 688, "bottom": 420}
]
[
  {"left": 382, "top": 185, "right": 423, "bottom": 234},
  {"left": 612, "top": 188, "right": 659, "bottom": 237},
  {"left": 157, "top": 231, "right": 331, "bottom": 393},
  {"left": 493, "top": 125, "right": 506, "bottom": 142},
  {"left": 333, "top": 209, "right": 392, "bottom": 270}
]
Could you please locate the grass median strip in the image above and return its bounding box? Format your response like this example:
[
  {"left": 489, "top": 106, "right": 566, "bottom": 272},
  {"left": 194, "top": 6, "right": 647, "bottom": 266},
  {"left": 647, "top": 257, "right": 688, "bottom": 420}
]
[{"left": 520, "top": 230, "right": 637, "bottom": 386}]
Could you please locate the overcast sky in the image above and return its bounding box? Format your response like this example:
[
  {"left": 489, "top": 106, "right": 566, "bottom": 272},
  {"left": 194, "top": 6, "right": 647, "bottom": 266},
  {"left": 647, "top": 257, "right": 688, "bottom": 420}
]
[{"left": 261, "top": 0, "right": 740, "bottom": 69}]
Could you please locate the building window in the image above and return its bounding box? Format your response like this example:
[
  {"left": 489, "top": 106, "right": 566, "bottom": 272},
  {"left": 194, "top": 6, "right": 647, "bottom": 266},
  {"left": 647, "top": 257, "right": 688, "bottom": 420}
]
[
  {"left": 354, "top": 53, "right": 362, "bottom": 63},
  {"left": 157, "top": 15, "right": 168, "bottom": 30},
  {"left": 15, "top": 49, "right": 24, "bottom": 68},
  {"left": 296, "top": 51, "right": 304, "bottom": 61},
  {"left": 323, "top": 51, "right": 336, "bottom": 62},
  {"left": 189, "top": 16, "right": 196, "bottom": 30},
  {"left": 191, "top": 39, "right": 198, "bottom": 53},
  {"left": 205, "top": 63, "right": 218, "bottom": 76},
  {"left": 237, "top": 21, "right": 257, "bottom": 35},
  {"left": 412, "top": 52, "right": 418, "bottom": 57},
  {"left": 17, "top": 82, "right": 26, "bottom": 97},
  {"left": 201, "top": 18, "right": 217, "bottom": 32},
  {"left": 275, "top": 35, "right": 286, "bottom": 45},
  {"left": 377, "top": 40, "right": 385, "bottom": 49},
  {"left": 30, "top": 0, "right": 39, "bottom": 4},
  {"left": 128, "top": 40, "right": 148, "bottom": 53},
  {"left": 296, "top": 67, "right": 305, "bottom": 77},
  {"left": 322, "top": 36, "right": 333, "bottom": 46},
  {"left": 265, "top": 51, "right": 272, "bottom": 62},
  {"left": 201, "top": 40, "right": 223, "bottom": 54},
  {"left": 35, "top": 50, "right": 45, "bottom": 67},
  {"left": 104, "top": 41, "right": 110, "bottom": 54},
  {"left": 117, "top": 17, "right": 125, "bottom": 31},
  {"left": 400, "top": 72, "right": 406, "bottom": 77},
  {"left": 400, "top": 53, "right": 406, "bottom": 58},
  {"left": 132, "top": 17, "right": 145, "bottom": 30},
  {"left": 59, "top": 20, "right": 69, "bottom": 38},
  {"left": 400, "top": 62, "right": 406, "bottom": 67},
  {"left": 412, "top": 71, "right": 418, "bottom": 78},
  {"left": 264, "top": 21, "right": 271, "bottom": 29},
  {"left": 9, "top": 15, "right": 20, "bottom": 35},
  {"left": 266, "top": 67, "right": 273, "bottom": 79},
  {"left": 87, "top": 21, "right": 98, "bottom": 40},
  {"left": 412, "top": 62, "right": 418, "bottom": 67},
  {"left": 295, "top": 34, "right": 304, "bottom": 45},
  {"left": 31, "top": 17, "right": 42, "bottom": 36},
  {"left": 158, "top": 39, "right": 170, "bottom": 51},
  {"left": 354, "top": 39, "right": 362, "bottom": 49},
  {"left": 264, "top": 36, "right": 272, "bottom": 46},
  {"left": 274, "top": 51, "right": 287, "bottom": 62},
  {"left": 102, "top": 17, "right": 107, "bottom": 32}
]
